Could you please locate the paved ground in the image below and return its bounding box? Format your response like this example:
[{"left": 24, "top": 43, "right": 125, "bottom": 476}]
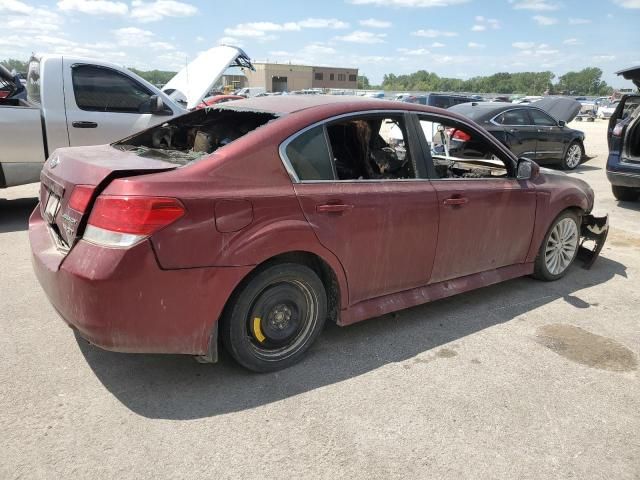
[{"left": 1, "top": 120, "right": 638, "bottom": 479}]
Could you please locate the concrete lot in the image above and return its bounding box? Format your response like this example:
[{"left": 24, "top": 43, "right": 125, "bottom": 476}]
[{"left": 1, "top": 119, "right": 638, "bottom": 479}]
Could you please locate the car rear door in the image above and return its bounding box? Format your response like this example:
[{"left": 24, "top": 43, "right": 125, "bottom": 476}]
[
  {"left": 528, "top": 107, "right": 566, "bottom": 162},
  {"left": 284, "top": 113, "right": 439, "bottom": 305},
  {"left": 492, "top": 108, "right": 538, "bottom": 159},
  {"left": 608, "top": 95, "right": 640, "bottom": 149},
  {"left": 415, "top": 113, "right": 537, "bottom": 283},
  {"left": 63, "top": 61, "right": 173, "bottom": 147}
]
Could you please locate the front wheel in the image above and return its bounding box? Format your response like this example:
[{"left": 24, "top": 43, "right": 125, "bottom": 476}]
[
  {"left": 221, "top": 263, "right": 327, "bottom": 372},
  {"left": 561, "top": 141, "right": 584, "bottom": 170},
  {"left": 533, "top": 211, "right": 580, "bottom": 281}
]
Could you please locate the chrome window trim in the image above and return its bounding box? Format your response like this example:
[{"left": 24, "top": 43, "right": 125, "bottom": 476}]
[
  {"left": 489, "top": 106, "right": 559, "bottom": 127},
  {"left": 279, "top": 109, "right": 422, "bottom": 184}
]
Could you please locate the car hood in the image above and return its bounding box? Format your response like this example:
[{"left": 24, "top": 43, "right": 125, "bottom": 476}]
[
  {"left": 532, "top": 97, "right": 582, "bottom": 123},
  {"left": 162, "top": 45, "right": 254, "bottom": 110},
  {"left": 615, "top": 65, "right": 640, "bottom": 89}
]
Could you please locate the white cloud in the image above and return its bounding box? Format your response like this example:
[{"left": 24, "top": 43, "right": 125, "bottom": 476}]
[
  {"left": 0, "top": 0, "right": 33, "bottom": 14},
  {"left": 593, "top": 55, "right": 616, "bottom": 61},
  {"left": 217, "top": 36, "right": 242, "bottom": 47},
  {"left": 511, "top": 0, "right": 559, "bottom": 11},
  {"left": 568, "top": 17, "right": 592, "bottom": 24},
  {"left": 467, "top": 42, "right": 485, "bottom": 48},
  {"left": 532, "top": 15, "right": 558, "bottom": 25},
  {"left": 113, "top": 26, "right": 155, "bottom": 45},
  {"left": 471, "top": 16, "right": 500, "bottom": 31},
  {"left": 397, "top": 47, "right": 430, "bottom": 55},
  {"left": 512, "top": 41, "right": 536, "bottom": 49},
  {"left": 130, "top": 0, "right": 198, "bottom": 22},
  {"left": 471, "top": 24, "right": 486, "bottom": 31},
  {"left": 57, "top": 0, "right": 128, "bottom": 15},
  {"left": 335, "top": 30, "right": 387, "bottom": 43},
  {"left": 348, "top": 0, "right": 469, "bottom": 6},
  {"left": 1, "top": 7, "right": 63, "bottom": 33},
  {"left": 411, "top": 29, "right": 458, "bottom": 37},
  {"left": 359, "top": 18, "right": 392, "bottom": 28},
  {"left": 612, "top": 0, "right": 640, "bottom": 7},
  {"left": 195, "top": 35, "right": 204, "bottom": 43},
  {"left": 563, "top": 38, "right": 581, "bottom": 45},
  {"left": 431, "top": 41, "right": 446, "bottom": 47},
  {"left": 224, "top": 18, "right": 348, "bottom": 37}
]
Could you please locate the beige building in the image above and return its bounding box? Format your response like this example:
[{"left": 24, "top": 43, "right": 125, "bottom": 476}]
[{"left": 243, "top": 62, "right": 358, "bottom": 92}]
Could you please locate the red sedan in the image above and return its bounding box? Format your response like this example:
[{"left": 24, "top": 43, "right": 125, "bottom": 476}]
[
  {"left": 196, "top": 94, "right": 245, "bottom": 109},
  {"left": 29, "top": 96, "right": 608, "bottom": 372}
]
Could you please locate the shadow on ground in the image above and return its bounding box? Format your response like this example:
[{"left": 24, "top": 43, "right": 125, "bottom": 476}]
[
  {"left": 76, "top": 254, "right": 626, "bottom": 420},
  {"left": 614, "top": 199, "right": 640, "bottom": 212},
  {"left": 0, "top": 197, "right": 38, "bottom": 233}
]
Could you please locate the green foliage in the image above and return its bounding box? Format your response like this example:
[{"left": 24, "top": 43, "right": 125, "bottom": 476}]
[
  {"left": 128, "top": 68, "right": 177, "bottom": 87},
  {"left": 380, "top": 67, "right": 613, "bottom": 96},
  {"left": 0, "top": 59, "right": 28, "bottom": 74},
  {"left": 357, "top": 75, "right": 371, "bottom": 89}
]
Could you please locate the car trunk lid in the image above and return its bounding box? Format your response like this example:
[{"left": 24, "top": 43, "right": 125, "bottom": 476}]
[
  {"left": 39, "top": 144, "right": 177, "bottom": 250},
  {"left": 532, "top": 97, "right": 581, "bottom": 123},
  {"left": 161, "top": 45, "right": 254, "bottom": 110}
]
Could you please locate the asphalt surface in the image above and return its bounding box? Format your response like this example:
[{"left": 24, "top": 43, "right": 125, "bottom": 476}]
[{"left": 1, "top": 120, "right": 639, "bottom": 479}]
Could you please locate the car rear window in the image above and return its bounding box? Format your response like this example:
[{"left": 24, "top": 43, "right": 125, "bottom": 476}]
[{"left": 26, "top": 57, "right": 41, "bottom": 105}]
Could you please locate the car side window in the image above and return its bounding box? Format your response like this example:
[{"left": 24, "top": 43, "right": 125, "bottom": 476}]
[
  {"left": 325, "top": 115, "right": 416, "bottom": 180},
  {"left": 72, "top": 65, "right": 153, "bottom": 113},
  {"left": 285, "top": 126, "right": 335, "bottom": 181},
  {"left": 529, "top": 109, "right": 557, "bottom": 126},
  {"left": 495, "top": 109, "right": 530, "bottom": 126},
  {"left": 418, "top": 115, "right": 512, "bottom": 180}
]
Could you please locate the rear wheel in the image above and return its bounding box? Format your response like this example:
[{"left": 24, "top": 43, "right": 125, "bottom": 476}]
[
  {"left": 221, "top": 263, "right": 327, "bottom": 372},
  {"left": 612, "top": 185, "right": 639, "bottom": 202},
  {"left": 533, "top": 211, "right": 580, "bottom": 281},
  {"left": 561, "top": 141, "right": 583, "bottom": 170}
]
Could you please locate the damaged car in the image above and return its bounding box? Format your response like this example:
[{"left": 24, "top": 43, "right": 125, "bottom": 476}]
[
  {"left": 607, "top": 66, "right": 640, "bottom": 201},
  {"left": 447, "top": 98, "right": 585, "bottom": 170},
  {"left": 29, "top": 96, "right": 608, "bottom": 372}
]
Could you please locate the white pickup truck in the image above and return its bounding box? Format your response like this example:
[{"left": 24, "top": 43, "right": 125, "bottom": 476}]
[{"left": 0, "top": 45, "right": 253, "bottom": 188}]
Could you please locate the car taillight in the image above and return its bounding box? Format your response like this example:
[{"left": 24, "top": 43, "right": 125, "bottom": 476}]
[
  {"left": 612, "top": 123, "right": 624, "bottom": 137},
  {"left": 68, "top": 185, "right": 96, "bottom": 213},
  {"left": 84, "top": 196, "right": 185, "bottom": 247},
  {"left": 451, "top": 129, "right": 472, "bottom": 142}
]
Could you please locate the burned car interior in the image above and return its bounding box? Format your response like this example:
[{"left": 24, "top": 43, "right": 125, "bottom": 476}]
[{"left": 114, "top": 108, "right": 277, "bottom": 164}]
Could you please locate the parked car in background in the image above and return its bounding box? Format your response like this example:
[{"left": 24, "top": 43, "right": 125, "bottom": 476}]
[
  {"left": 598, "top": 100, "right": 620, "bottom": 119},
  {"left": 606, "top": 65, "right": 640, "bottom": 201},
  {"left": 512, "top": 96, "right": 544, "bottom": 104},
  {"left": 234, "top": 87, "right": 266, "bottom": 97},
  {"left": 0, "top": 46, "right": 253, "bottom": 189},
  {"left": 447, "top": 98, "right": 585, "bottom": 169},
  {"left": 400, "top": 93, "right": 476, "bottom": 108},
  {"left": 197, "top": 94, "right": 245, "bottom": 109},
  {"left": 30, "top": 95, "right": 607, "bottom": 372}
]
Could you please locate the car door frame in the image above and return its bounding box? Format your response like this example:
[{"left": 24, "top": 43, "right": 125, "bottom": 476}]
[
  {"left": 527, "top": 106, "right": 566, "bottom": 162},
  {"left": 408, "top": 110, "right": 538, "bottom": 283},
  {"left": 280, "top": 109, "right": 440, "bottom": 305}
]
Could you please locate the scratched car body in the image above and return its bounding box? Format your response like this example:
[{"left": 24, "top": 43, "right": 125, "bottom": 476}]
[{"left": 29, "top": 96, "right": 608, "bottom": 372}]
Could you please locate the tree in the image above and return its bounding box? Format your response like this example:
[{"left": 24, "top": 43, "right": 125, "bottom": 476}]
[
  {"left": 557, "top": 67, "right": 612, "bottom": 96},
  {"left": 357, "top": 75, "right": 370, "bottom": 89},
  {"left": 0, "top": 59, "right": 28, "bottom": 74},
  {"left": 129, "top": 68, "right": 176, "bottom": 87}
]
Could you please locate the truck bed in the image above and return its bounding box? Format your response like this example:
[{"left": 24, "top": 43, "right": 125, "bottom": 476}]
[{"left": 0, "top": 101, "right": 46, "bottom": 187}]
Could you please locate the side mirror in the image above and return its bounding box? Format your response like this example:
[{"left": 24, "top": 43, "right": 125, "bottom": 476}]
[
  {"left": 149, "top": 95, "right": 165, "bottom": 114},
  {"left": 517, "top": 157, "right": 540, "bottom": 180},
  {"left": 558, "top": 120, "right": 566, "bottom": 128}
]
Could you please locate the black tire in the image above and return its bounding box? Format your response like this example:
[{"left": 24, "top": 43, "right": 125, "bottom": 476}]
[
  {"left": 532, "top": 211, "right": 580, "bottom": 281},
  {"left": 611, "top": 185, "right": 639, "bottom": 202},
  {"left": 221, "top": 263, "right": 327, "bottom": 372},
  {"left": 561, "top": 141, "right": 584, "bottom": 170}
]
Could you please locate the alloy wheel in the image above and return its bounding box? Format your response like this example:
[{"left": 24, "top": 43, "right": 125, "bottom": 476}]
[
  {"left": 544, "top": 218, "right": 579, "bottom": 275},
  {"left": 565, "top": 144, "right": 582, "bottom": 169}
]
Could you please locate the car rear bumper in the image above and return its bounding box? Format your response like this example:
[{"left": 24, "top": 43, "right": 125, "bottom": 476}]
[{"left": 29, "top": 207, "right": 252, "bottom": 356}]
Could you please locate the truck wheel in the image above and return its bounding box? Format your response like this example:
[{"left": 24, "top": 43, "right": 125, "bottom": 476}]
[
  {"left": 221, "top": 263, "right": 327, "bottom": 373},
  {"left": 533, "top": 211, "right": 580, "bottom": 281},
  {"left": 561, "top": 141, "right": 583, "bottom": 170},
  {"left": 612, "top": 185, "right": 639, "bottom": 201}
]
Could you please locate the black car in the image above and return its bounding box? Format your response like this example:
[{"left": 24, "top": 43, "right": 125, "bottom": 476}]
[
  {"left": 447, "top": 99, "right": 585, "bottom": 170},
  {"left": 606, "top": 66, "right": 640, "bottom": 201},
  {"left": 403, "top": 93, "right": 478, "bottom": 108}
]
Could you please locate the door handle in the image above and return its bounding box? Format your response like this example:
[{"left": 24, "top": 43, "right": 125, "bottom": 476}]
[
  {"left": 316, "top": 204, "right": 354, "bottom": 214},
  {"left": 72, "top": 121, "right": 98, "bottom": 128},
  {"left": 443, "top": 197, "right": 468, "bottom": 206}
]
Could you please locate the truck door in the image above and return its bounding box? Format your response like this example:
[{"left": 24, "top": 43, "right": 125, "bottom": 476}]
[{"left": 63, "top": 61, "right": 174, "bottom": 146}]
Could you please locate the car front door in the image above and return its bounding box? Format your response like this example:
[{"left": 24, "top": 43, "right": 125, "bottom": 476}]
[
  {"left": 493, "top": 108, "right": 538, "bottom": 159},
  {"left": 63, "top": 62, "right": 173, "bottom": 147},
  {"left": 283, "top": 113, "right": 439, "bottom": 305},
  {"left": 528, "top": 107, "right": 566, "bottom": 162},
  {"left": 415, "top": 113, "right": 537, "bottom": 284}
]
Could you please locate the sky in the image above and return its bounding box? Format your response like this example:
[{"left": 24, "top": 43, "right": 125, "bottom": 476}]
[{"left": 0, "top": 0, "right": 639, "bottom": 88}]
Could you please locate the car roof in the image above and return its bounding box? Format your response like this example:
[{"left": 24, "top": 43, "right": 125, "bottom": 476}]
[{"left": 218, "top": 95, "right": 404, "bottom": 115}]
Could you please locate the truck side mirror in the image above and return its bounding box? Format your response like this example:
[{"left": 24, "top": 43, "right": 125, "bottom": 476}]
[{"left": 149, "top": 95, "right": 166, "bottom": 114}]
